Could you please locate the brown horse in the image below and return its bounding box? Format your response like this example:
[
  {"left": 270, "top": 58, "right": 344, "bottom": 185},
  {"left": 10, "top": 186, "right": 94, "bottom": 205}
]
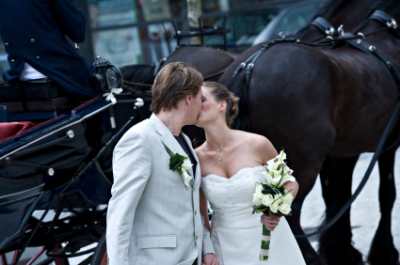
[
  {"left": 218, "top": 1, "right": 400, "bottom": 265},
  {"left": 319, "top": 3, "right": 400, "bottom": 265},
  {"left": 297, "top": 1, "right": 400, "bottom": 264},
  {"left": 296, "top": 1, "right": 400, "bottom": 265}
]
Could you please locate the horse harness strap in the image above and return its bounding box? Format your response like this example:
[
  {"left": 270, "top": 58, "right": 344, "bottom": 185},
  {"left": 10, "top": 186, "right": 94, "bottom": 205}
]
[
  {"left": 347, "top": 10, "right": 400, "bottom": 91},
  {"left": 347, "top": 38, "right": 400, "bottom": 91},
  {"left": 229, "top": 39, "right": 306, "bottom": 129},
  {"left": 369, "top": 10, "right": 399, "bottom": 30},
  {"left": 229, "top": 36, "right": 341, "bottom": 129},
  {"left": 231, "top": 38, "right": 320, "bottom": 83},
  {"left": 311, "top": 17, "right": 337, "bottom": 38}
]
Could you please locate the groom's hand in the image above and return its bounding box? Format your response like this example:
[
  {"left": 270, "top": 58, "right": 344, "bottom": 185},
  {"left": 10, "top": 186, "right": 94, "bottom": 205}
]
[{"left": 202, "top": 253, "right": 219, "bottom": 265}]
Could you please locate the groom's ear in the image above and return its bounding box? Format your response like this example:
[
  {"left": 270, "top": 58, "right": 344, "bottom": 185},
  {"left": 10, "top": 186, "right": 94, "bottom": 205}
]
[{"left": 185, "top": 95, "right": 193, "bottom": 106}]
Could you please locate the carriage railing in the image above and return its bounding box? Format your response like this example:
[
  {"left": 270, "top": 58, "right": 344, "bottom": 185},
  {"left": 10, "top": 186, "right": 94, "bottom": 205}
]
[{"left": 173, "top": 17, "right": 230, "bottom": 49}]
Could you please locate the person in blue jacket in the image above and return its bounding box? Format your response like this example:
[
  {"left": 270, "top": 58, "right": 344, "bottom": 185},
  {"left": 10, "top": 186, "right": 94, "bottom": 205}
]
[{"left": 0, "top": 0, "right": 97, "bottom": 99}]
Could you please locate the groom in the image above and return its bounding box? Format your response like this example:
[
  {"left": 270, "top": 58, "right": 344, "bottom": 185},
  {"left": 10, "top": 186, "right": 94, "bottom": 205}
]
[{"left": 106, "top": 62, "right": 218, "bottom": 265}]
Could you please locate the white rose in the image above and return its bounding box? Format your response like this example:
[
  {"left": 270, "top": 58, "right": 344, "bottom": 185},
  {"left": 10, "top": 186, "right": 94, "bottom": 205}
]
[
  {"left": 182, "top": 170, "right": 193, "bottom": 188},
  {"left": 279, "top": 203, "right": 292, "bottom": 215},
  {"left": 261, "top": 194, "right": 274, "bottom": 207},
  {"left": 182, "top": 158, "right": 192, "bottom": 172},
  {"left": 263, "top": 170, "right": 280, "bottom": 186},
  {"left": 266, "top": 160, "right": 279, "bottom": 173},
  {"left": 269, "top": 194, "right": 283, "bottom": 214},
  {"left": 253, "top": 193, "right": 263, "bottom": 206},
  {"left": 281, "top": 192, "right": 294, "bottom": 205},
  {"left": 255, "top": 183, "right": 263, "bottom": 194},
  {"left": 271, "top": 173, "right": 282, "bottom": 186},
  {"left": 278, "top": 151, "right": 286, "bottom": 161},
  {"left": 252, "top": 184, "right": 264, "bottom": 206},
  {"left": 278, "top": 192, "right": 294, "bottom": 215}
]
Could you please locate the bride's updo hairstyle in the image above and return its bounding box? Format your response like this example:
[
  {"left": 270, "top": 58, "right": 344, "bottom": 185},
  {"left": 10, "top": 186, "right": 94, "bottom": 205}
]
[{"left": 204, "top": 81, "right": 239, "bottom": 127}]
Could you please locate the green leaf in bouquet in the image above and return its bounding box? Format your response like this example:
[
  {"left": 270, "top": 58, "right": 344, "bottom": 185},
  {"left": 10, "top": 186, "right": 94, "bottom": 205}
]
[
  {"left": 261, "top": 184, "right": 284, "bottom": 196},
  {"left": 169, "top": 153, "right": 186, "bottom": 171},
  {"left": 253, "top": 205, "right": 268, "bottom": 214}
]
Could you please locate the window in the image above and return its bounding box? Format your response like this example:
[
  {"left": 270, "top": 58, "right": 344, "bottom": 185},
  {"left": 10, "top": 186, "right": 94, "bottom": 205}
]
[{"left": 0, "top": 37, "right": 9, "bottom": 79}]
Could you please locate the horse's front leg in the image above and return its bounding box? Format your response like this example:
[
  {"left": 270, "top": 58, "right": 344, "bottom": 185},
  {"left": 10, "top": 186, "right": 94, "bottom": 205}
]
[
  {"left": 287, "top": 165, "right": 324, "bottom": 265},
  {"left": 318, "top": 156, "right": 363, "bottom": 265},
  {"left": 368, "top": 148, "right": 399, "bottom": 265}
]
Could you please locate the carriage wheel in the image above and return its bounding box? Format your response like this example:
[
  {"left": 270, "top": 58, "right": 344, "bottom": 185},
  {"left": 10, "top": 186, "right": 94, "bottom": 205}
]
[{"left": 91, "top": 235, "right": 107, "bottom": 265}]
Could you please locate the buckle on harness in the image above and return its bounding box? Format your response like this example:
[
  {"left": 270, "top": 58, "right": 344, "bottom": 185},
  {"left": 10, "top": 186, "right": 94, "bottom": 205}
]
[{"left": 387, "top": 18, "right": 398, "bottom": 29}]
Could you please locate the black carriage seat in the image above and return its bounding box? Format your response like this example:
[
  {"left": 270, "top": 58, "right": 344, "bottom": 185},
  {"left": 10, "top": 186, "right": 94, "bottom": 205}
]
[
  {"left": 0, "top": 96, "right": 112, "bottom": 196},
  {"left": 0, "top": 80, "right": 80, "bottom": 122},
  {"left": 0, "top": 96, "right": 107, "bottom": 251}
]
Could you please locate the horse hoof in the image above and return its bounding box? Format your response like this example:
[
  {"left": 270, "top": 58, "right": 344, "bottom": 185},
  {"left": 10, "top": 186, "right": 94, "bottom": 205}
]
[
  {"left": 368, "top": 246, "right": 400, "bottom": 265},
  {"left": 319, "top": 244, "right": 363, "bottom": 265}
]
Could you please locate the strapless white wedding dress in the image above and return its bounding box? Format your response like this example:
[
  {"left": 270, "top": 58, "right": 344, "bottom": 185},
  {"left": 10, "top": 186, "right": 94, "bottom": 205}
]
[{"left": 202, "top": 166, "right": 306, "bottom": 265}]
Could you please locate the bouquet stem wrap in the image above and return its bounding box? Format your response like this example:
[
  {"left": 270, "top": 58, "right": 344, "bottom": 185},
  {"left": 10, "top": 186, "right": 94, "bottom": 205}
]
[{"left": 260, "top": 225, "right": 271, "bottom": 261}]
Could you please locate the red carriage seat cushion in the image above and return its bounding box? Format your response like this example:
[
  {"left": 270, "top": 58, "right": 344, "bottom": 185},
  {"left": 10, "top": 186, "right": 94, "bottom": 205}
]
[{"left": 0, "top": 121, "right": 36, "bottom": 142}]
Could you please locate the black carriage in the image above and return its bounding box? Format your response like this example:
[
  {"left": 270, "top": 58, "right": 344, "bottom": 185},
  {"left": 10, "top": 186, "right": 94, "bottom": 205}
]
[{"left": 0, "top": 60, "right": 150, "bottom": 265}]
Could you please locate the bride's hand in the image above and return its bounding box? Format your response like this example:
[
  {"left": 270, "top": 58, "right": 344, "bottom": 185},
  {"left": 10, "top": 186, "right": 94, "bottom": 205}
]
[
  {"left": 202, "top": 253, "right": 219, "bottom": 265},
  {"left": 261, "top": 214, "right": 281, "bottom": 231}
]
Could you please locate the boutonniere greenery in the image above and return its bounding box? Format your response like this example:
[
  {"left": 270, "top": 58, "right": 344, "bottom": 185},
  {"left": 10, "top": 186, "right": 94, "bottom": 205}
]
[{"left": 162, "top": 143, "right": 193, "bottom": 188}]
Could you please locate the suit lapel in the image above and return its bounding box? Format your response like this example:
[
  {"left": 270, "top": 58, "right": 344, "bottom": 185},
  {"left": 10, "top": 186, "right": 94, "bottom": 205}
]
[{"left": 182, "top": 133, "right": 201, "bottom": 188}]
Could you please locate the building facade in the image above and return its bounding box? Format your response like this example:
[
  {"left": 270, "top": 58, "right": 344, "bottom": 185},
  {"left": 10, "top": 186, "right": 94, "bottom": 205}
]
[{"left": 0, "top": 0, "right": 322, "bottom": 77}]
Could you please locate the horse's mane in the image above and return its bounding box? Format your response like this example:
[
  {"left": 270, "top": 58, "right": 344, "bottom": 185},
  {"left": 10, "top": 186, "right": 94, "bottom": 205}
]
[
  {"left": 313, "top": 0, "right": 382, "bottom": 20},
  {"left": 313, "top": 0, "right": 349, "bottom": 19},
  {"left": 295, "top": 0, "right": 383, "bottom": 36}
]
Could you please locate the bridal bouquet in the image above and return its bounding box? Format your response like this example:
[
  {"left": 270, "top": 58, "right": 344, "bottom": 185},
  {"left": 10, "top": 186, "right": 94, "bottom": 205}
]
[{"left": 252, "top": 151, "right": 296, "bottom": 262}]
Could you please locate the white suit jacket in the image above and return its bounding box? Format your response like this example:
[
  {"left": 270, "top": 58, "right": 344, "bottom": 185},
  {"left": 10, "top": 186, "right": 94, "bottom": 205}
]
[{"left": 106, "top": 114, "right": 214, "bottom": 265}]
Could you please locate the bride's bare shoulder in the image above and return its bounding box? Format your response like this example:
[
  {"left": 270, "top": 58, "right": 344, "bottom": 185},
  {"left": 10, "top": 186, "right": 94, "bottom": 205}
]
[{"left": 235, "top": 130, "right": 278, "bottom": 160}]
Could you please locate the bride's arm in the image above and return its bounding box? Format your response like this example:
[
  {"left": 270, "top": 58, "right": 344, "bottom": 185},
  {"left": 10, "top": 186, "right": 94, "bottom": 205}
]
[
  {"left": 200, "top": 189, "right": 219, "bottom": 265},
  {"left": 200, "top": 190, "right": 211, "bottom": 230},
  {"left": 254, "top": 134, "right": 300, "bottom": 198},
  {"left": 254, "top": 134, "right": 300, "bottom": 231}
]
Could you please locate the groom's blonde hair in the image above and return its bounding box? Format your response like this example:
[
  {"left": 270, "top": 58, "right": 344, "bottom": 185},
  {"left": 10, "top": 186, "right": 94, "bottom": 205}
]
[{"left": 151, "top": 62, "right": 203, "bottom": 113}]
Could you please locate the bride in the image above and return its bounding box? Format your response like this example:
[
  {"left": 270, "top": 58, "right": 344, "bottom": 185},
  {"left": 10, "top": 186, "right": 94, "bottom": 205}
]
[{"left": 196, "top": 82, "right": 306, "bottom": 265}]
